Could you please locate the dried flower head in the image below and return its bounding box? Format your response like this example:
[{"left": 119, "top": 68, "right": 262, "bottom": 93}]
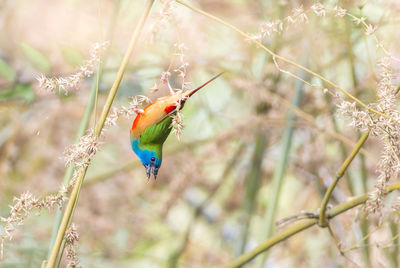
[
  {"left": 311, "top": 3, "right": 326, "bottom": 17},
  {"left": 333, "top": 6, "right": 347, "bottom": 17},
  {"left": 64, "top": 129, "right": 99, "bottom": 168},
  {"left": 37, "top": 41, "right": 109, "bottom": 94},
  {"left": 352, "top": 16, "right": 366, "bottom": 25},
  {"left": 160, "top": 71, "right": 176, "bottom": 95},
  {"left": 365, "top": 24, "right": 377, "bottom": 35},
  {"left": 337, "top": 57, "right": 400, "bottom": 217},
  {"left": 65, "top": 223, "right": 80, "bottom": 268},
  {"left": 170, "top": 99, "right": 185, "bottom": 141},
  {"left": 0, "top": 190, "right": 67, "bottom": 257},
  {"left": 173, "top": 42, "right": 191, "bottom": 91},
  {"left": 147, "top": 0, "right": 176, "bottom": 43},
  {"left": 105, "top": 95, "right": 152, "bottom": 127}
]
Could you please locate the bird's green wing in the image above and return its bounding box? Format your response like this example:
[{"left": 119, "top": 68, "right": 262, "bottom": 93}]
[{"left": 140, "top": 116, "right": 173, "bottom": 145}]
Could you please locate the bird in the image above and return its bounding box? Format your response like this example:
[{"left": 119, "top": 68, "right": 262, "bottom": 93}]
[{"left": 130, "top": 72, "right": 224, "bottom": 180}]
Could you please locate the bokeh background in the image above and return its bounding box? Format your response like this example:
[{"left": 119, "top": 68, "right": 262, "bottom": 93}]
[{"left": 1, "top": 0, "right": 400, "bottom": 267}]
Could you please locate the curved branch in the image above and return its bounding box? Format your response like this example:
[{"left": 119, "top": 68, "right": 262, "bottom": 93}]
[
  {"left": 226, "top": 182, "right": 400, "bottom": 268},
  {"left": 318, "top": 131, "right": 369, "bottom": 227}
]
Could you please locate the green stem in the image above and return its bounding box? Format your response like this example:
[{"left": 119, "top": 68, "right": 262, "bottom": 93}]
[
  {"left": 46, "top": 81, "right": 98, "bottom": 258},
  {"left": 318, "top": 131, "right": 369, "bottom": 227},
  {"left": 236, "top": 132, "right": 267, "bottom": 256},
  {"left": 389, "top": 223, "right": 399, "bottom": 268},
  {"left": 258, "top": 66, "right": 306, "bottom": 267},
  {"left": 344, "top": 15, "right": 371, "bottom": 267},
  {"left": 324, "top": 93, "right": 355, "bottom": 194},
  {"left": 45, "top": 1, "right": 155, "bottom": 267},
  {"left": 226, "top": 182, "right": 400, "bottom": 268},
  {"left": 48, "top": 1, "right": 121, "bottom": 263}
]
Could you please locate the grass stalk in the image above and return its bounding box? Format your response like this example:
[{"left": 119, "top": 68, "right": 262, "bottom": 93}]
[
  {"left": 389, "top": 224, "right": 399, "bottom": 267},
  {"left": 236, "top": 132, "right": 267, "bottom": 256},
  {"left": 324, "top": 93, "right": 356, "bottom": 194},
  {"left": 46, "top": 76, "right": 99, "bottom": 259},
  {"left": 49, "top": 0, "right": 121, "bottom": 262},
  {"left": 45, "top": 1, "right": 155, "bottom": 267},
  {"left": 226, "top": 181, "right": 400, "bottom": 268},
  {"left": 257, "top": 65, "right": 306, "bottom": 266},
  {"left": 175, "top": 0, "right": 389, "bottom": 119},
  {"left": 344, "top": 15, "right": 372, "bottom": 267},
  {"left": 318, "top": 131, "right": 369, "bottom": 227}
]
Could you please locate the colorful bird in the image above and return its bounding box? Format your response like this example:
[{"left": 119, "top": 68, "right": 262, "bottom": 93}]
[{"left": 130, "top": 72, "right": 224, "bottom": 180}]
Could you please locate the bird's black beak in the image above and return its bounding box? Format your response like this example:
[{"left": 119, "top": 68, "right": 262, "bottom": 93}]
[{"left": 145, "top": 164, "right": 159, "bottom": 180}]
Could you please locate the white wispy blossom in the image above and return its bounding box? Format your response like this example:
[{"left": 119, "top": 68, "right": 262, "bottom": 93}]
[
  {"left": 65, "top": 223, "right": 80, "bottom": 268},
  {"left": 37, "top": 41, "right": 109, "bottom": 94},
  {"left": 365, "top": 24, "right": 377, "bottom": 35},
  {"left": 352, "top": 16, "right": 366, "bottom": 25},
  {"left": 333, "top": 6, "right": 347, "bottom": 17},
  {"left": 337, "top": 57, "right": 400, "bottom": 217},
  {"left": 311, "top": 3, "right": 326, "bottom": 17},
  {"left": 63, "top": 129, "right": 99, "bottom": 168},
  {"left": 147, "top": 0, "right": 176, "bottom": 43},
  {"left": 173, "top": 42, "right": 191, "bottom": 91},
  {"left": 105, "top": 95, "right": 151, "bottom": 127},
  {"left": 170, "top": 100, "right": 185, "bottom": 141}
]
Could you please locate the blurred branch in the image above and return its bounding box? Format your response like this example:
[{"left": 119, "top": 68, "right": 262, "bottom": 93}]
[
  {"left": 324, "top": 92, "right": 356, "bottom": 193},
  {"left": 318, "top": 131, "right": 369, "bottom": 227},
  {"left": 326, "top": 224, "right": 361, "bottom": 267},
  {"left": 175, "top": 0, "right": 389, "bottom": 119},
  {"left": 45, "top": 1, "right": 155, "bottom": 267},
  {"left": 258, "top": 60, "right": 307, "bottom": 266},
  {"left": 236, "top": 132, "right": 267, "bottom": 256},
  {"left": 389, "top": 222, "right": 399, "bottom": 267},
  {"left": 226, "top": 181, "right": 400, "bottom": 268},
  {"left": 342, "top": 223, "right": 388, "bottom": 253},
  {"left": 166, "top": 142, "right": 246, "bottom": 268}
]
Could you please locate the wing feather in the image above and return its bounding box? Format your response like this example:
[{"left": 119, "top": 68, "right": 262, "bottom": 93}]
[{"left": 140, "top": 116, "right": 173, "bottom": 145}]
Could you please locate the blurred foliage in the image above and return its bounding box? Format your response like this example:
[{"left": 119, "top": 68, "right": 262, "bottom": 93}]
[
  {"left": 19, "top": 42, "right": 51, "bottom": 72},
  {"left": 0, "top": 0, "right": 400, "bottom": 267},
  {"left": 0, "top": 59, "right": 16, "bottom": 82}
]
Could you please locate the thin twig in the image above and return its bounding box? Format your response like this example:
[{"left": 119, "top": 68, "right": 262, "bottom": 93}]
[{"left": 175, "top": 0, "right": 390, "bottom": 119}]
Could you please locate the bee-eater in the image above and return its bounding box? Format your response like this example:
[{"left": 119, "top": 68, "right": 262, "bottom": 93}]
[{"left": 130, "top": 73, "right": 223, "bottom": 180}]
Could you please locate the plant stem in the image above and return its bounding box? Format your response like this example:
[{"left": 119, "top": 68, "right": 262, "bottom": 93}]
[
  {"left": 46, "top": 76, "right": 99, "bottom": 258},
  {"left": 318, "top": 131, "right": 369, "bottom": 227},
  {"left": 45, "top": 1, "right": 154, "bottom": 267},
  {"left": 258, "top": 62, "right": 306, "bottom": 267},
  {"left": 226, "top": 181, "right": 400, "bottom": 268},
  {"left": 344, "top": 15, "right": 372, "bottom": 267},
  {"left": 175, "top": 0, "right": 389, "bottom": 119},
  {"left": 236, "top": 132, "right": 267, "bottom": 256},
  {"left": 389, "top": 223, "right": 399, "bottom": 267}
]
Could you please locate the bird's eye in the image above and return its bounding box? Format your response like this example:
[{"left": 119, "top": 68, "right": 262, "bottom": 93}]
[{"left": 151, "top": 156, "right": 156, "bottom": 162}]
